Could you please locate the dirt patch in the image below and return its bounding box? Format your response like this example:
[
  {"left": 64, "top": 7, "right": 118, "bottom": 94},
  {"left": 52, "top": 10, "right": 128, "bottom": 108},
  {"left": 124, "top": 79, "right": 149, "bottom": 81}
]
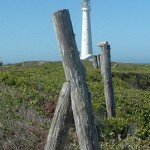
[{"left": 42, "top": 101, "right": 56, "bottom": 118}]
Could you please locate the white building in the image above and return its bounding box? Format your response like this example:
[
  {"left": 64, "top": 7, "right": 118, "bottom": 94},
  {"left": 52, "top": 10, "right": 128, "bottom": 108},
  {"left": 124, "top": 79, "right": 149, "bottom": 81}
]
[{"left": 80, "top": 0, "right": 93, "bottom": 60}]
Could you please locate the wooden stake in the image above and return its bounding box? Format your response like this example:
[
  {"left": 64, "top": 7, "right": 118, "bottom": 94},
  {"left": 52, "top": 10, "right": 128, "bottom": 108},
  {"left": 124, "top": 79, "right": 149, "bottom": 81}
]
[
  {"left": 45, "top": 82, "right": 72, "bottom": 150},
  {"left": 97, "top": 54, "right": 101, "bottom": 68},
  {"left": 93, "top": 55, "right": 98, "bottom": 68},
  {"left": 52, "top": 9, "right": 100, "bottom": 150},
  {"left": 98, "top": 42, "right": 116, "bottom": 117}
]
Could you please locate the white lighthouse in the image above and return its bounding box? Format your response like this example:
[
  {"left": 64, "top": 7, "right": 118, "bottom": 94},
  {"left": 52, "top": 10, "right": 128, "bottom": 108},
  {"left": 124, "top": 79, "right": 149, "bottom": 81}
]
[{"left": 80, "top": 0, "right": 93, "bottom": 60}]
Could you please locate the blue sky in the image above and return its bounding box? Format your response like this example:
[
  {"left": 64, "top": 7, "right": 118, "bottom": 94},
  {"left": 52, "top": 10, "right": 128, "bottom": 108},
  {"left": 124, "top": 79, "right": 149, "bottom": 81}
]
[{"left": 0, "top": 0, "right": 150, "bottom": 64}]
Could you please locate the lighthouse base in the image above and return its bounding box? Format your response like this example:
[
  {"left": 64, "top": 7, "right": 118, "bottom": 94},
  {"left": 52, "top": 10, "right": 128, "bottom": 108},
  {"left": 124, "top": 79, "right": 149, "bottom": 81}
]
[{"left": 80, "top": 54, "right": 93, "bottom": 60}]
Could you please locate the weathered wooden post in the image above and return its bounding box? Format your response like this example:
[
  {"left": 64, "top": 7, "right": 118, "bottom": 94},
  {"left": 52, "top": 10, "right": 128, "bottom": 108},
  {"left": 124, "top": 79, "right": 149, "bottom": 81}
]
[
  {"left": 93, "top": 55, "right": 98, "bottom": 69},
  {"left": 45, "top": 82, "right": 72, "bottom": 150},
  {"left": 52, "top": 9, "right": 100, "bottom": 150},
  {"left": 97, "top": 54, "right": 101, "bottom": 68},
  {"left": 97, "top": 42, "right": 116, "bottom": 117}
]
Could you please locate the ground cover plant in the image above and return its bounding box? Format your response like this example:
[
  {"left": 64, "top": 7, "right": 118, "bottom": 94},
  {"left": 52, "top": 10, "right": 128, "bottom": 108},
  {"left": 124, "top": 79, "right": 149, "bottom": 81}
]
[{"left": 0, "top": 61, "right": 150, "bottom": 149}]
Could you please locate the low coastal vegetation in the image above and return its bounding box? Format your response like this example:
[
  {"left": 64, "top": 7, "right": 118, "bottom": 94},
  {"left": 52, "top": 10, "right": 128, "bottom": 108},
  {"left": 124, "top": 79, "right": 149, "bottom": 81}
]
[{"left": 0, "top": 62, "right": 150, "bottom": 149}]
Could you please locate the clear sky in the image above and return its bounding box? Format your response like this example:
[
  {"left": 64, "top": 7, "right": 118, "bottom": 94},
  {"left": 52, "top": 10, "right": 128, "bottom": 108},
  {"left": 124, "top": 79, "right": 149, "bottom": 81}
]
[{"left": 0, "top": 0, "right": 150, "bottom": 64}]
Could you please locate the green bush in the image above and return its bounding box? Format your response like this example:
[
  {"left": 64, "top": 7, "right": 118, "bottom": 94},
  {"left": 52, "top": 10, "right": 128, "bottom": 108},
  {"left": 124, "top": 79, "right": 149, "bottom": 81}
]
[{"left": 0, "top": 62, "right": 149, "bottom": 149}]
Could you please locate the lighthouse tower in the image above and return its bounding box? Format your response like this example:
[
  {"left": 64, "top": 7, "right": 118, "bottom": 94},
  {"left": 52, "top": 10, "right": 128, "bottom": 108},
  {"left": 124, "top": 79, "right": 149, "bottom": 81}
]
[{"left": 80, "top": 0, "right": 93, "bottom": 60}]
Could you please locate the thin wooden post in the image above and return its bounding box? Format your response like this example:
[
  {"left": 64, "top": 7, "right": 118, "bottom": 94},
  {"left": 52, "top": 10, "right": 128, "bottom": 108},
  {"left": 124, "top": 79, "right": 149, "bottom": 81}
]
[
  {"left": 93, "top": 55, "right": 98, "bottom": 68},
  {"left": 97, "top": 42, "right": 116, "bottom": 117},
  {"left": 52, "top": 9, "right": 100, "bottom": 150},
  {"left": 45, "top": 82, "right": 72, "bottom": 150},
  {"left": 97, "top": 54, "right": 101, "bottom": 68}
]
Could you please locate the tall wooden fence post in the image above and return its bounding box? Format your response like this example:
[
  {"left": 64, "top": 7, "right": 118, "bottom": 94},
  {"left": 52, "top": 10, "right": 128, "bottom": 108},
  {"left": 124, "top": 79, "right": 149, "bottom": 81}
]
[
  {"left": 97, "top": 42, "right": 116, "bottom": 117},
  {"left": 52, "top": 9, "right": 100, "bottom": 150}
]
